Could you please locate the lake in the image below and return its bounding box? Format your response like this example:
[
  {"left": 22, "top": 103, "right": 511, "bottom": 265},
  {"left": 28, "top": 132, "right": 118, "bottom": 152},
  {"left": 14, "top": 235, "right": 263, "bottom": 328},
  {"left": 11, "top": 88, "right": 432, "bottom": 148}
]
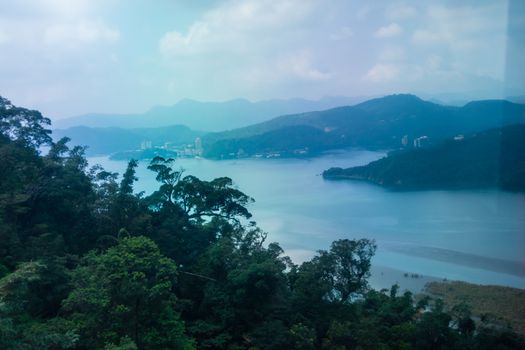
[{"left": 88, "top": 150, "right": 525, "bottom": 291}]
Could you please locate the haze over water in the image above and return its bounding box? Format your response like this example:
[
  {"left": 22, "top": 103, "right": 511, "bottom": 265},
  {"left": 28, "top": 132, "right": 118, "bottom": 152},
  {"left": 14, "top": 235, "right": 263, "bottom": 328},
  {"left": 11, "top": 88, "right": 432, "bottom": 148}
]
[{"left": 89, "top": 150, "right": 525, "bottom": 290}]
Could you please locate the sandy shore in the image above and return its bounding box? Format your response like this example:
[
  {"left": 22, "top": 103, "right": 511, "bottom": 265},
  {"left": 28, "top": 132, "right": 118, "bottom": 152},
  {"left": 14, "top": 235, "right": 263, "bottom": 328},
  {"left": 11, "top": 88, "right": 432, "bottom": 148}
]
[{"left": 369, "top": 264, "right": 443, "bottom": 293}]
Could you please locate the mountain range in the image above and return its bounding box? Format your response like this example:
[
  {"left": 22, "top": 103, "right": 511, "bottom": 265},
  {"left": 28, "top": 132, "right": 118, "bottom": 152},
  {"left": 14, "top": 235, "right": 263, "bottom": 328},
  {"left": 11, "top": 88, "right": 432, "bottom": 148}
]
[
  {"left": 53, "top": 94, "right": 525, "bottom": 159},
  {"left": 203, "top": 94, "right": 525, "bottom": 158},
  {"left": 53, "top": 96, "right": 370, "bottom": 131}
]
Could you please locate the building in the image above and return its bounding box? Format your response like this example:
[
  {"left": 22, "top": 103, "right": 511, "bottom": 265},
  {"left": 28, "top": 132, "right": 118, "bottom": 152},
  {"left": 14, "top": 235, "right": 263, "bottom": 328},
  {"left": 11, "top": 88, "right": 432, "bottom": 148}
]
[
  {"left": 401, "top": 135, "right": 409, "bottom": 147},
  {"left": 413, "top": 136, "right": 428, "bottom": 148},
  {"left": 140, "top": 140, "right": 152, "bottom": 150},
  {"left": 194, "top": 137, "right": 203, "bottom": 156}
]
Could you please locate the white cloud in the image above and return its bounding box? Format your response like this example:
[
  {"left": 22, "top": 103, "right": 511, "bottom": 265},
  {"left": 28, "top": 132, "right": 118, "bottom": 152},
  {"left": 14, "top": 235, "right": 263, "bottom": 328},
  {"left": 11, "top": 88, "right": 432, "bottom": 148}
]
[
  {"left": 330, "top": 26, "right": 353, "bottom": 40},
  {"left": 38, "top": 0, "right": 94, "bottom": 17},
  {"left": 0, "top": 30, "right": 8, "bottom": 45},
  {"left": 411, "top": 29, "right": 443, "bottom": 45},
  {"left": 425, "top": 54, "right": 443, "bottom": 70},
  {"left": 379, "top": 46, "right": 405, "bottom": 61},
  {"left": 0, "top": 0, "right": 515, "bottom": 117},
  {"left": 412, "top": 4, "right": 507, "bottom": 50},
  {"left": 159, "top": 0, "right": 317, "bottom": 58},
  {"left": 374, "top": 23, "right": 402, "bottom": 38},
  {"left": 280, "top": 51, "right": 331, "bottom": 81},
  {"left": 364, "top": 63, "right": 400, "bottom": 82},
  {"left": 44, "top": 21, "right": 119, "bottom": 46},
  {"left": 355, "top": 5, "right": 372, "bottom": 21},
  {"left": 386, "top": 4, "right": 417, "bottom": 20},
  {"left": 410, "top": 3, "right": 507, "bottom": 80},
  {"left": 159, "top": 22, "right": 209, "bottom": 56}
]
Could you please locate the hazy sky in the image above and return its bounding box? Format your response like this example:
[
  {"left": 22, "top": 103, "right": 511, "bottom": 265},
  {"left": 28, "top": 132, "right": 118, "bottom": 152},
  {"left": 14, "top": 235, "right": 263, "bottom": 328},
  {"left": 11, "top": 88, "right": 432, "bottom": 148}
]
[{"left": 0, "top": 0, "right": 523, "bottom": 119}]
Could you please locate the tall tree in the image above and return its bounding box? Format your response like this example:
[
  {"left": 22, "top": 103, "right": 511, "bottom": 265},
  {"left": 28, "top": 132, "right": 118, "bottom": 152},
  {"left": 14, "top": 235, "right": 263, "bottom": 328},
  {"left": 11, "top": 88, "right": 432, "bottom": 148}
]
[
  {"left": 62, "top": 236, "right": 194, "bottom": 350},
  {"left": 0, "top": 96, "right": 52, "bottom": 149}
]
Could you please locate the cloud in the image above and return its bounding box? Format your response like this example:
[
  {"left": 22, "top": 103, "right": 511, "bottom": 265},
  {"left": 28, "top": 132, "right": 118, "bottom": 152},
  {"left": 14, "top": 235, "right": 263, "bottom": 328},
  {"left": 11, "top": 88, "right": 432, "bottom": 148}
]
[
  {"left": 355, "top": 5, "right": 373, "bottom": 20},
  {"left": 280, "top": 51, "right": 331, "bottom": 81},
  {"left": 411, "top": 29, "right": 442, "bottom": 45},
  {"left": 0, "top": 0, "right": 121, "bottom": 117},
  {"left": 0, "top": 0, "right": 515, "bottom": 118},
  {"left": 410, "top": 3, "right": 507, "bottom": 80},
  {"left": 425, "top": 54, "right": 443, "bottom": 71},
  {"left": 44, "top": 21, "right": 119, "bottom": 46},
  {"left": 160, "top": 0, "right": 317, "bottom": 58},
  {"left": 159, "top": 22, "right": 209, "bottom": 56},
  {"left": 374, "top": 23, "right": 402, "bottom": 38},
  {"left": 157, "top": 0, "right": 332, "bottom": 99},
  {"left": 330, "top": 26, "right": 354, "bottom": 40},
  {"left": 364, "top": 63, "right": 400, "bottom": 82},
  {"left": 386, "top": 4, "right": 417, "bottom": 20},
  {"left": 379, "top": 46, "right": 405, "bottom": 61},
  {"left": 0, "top": 30, "right": 8, "bottom": 45},
  {"left": 411, "top": 4, "right": 507, "bottom": 49}
]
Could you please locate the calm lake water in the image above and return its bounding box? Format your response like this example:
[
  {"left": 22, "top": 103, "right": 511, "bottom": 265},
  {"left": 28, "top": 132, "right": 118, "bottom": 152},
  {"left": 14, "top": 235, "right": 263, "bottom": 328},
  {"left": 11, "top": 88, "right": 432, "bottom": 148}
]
[{"left": 88, "top": 150, "right": 525, "bottom": 290}]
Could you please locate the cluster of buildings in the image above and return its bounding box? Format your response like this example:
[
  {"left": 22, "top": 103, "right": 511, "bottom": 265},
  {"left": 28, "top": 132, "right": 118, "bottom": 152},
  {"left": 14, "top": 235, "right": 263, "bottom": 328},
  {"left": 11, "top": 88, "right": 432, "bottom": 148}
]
[
  {"left": 139, "top": 137, "right": 204, "bottom": 158},
  {"left": 413, "top": 136, "right": 429, "bottom": 148},
  {"left": 401, "top": 133, "right": 465, "bottom": 149},
  {"left": 251, "top": 147, "right": 309, "bottom": 159},
  {"left": 401, "top": 134, "right": 429, "bottom": 148}
]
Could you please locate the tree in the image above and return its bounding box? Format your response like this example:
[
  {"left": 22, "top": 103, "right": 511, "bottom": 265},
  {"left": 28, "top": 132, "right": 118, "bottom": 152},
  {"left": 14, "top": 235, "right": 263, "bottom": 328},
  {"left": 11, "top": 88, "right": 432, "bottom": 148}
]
[
  {"left": 147, "top": 156, "right": 253, "bottom": 223},
  {"left": 108, "top": 159, "right": 150, "bottom": 237},
  {"left": 145, "top": 156, "right": 254, "bottom": 265},
  {"left": 181, "top": 229, "right": 292, "bottom": 349},
  {"left": 327, "top": 239, "right": 377, "bottom": 303},
  {"left": 414, "top": 299, "right": 455, "bottom": 350},
  {"left": 146, "top": 156, "right": 183, "bottom": 209},
  {"left": 62, "top": 236, "right": 194, "bottom": 350},
  {"left": 0, "top": 261, "right": 78, "bottom": 350},
  {"left": 292, "top": 239, "right": 376, "bottom": 308},
  {"left": 0, "top": 96, "right": 52, "bottom": 149}
]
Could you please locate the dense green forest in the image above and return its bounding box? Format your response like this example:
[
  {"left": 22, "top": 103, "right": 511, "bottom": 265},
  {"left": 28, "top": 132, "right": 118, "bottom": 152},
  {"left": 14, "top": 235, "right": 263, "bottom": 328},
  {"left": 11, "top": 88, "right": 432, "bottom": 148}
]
[
  {"left": 1, "top": 96, "right": 524, "bottom": 349},
  {"left": 323, "top": 125, "right": 525, "bottom": 192}
]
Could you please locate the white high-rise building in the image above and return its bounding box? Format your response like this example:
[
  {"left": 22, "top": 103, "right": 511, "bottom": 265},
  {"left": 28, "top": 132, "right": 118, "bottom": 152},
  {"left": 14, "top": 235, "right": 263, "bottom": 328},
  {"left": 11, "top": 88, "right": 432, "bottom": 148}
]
[{"left": 194, "top": 137, "right": 203, "bottom": 156}]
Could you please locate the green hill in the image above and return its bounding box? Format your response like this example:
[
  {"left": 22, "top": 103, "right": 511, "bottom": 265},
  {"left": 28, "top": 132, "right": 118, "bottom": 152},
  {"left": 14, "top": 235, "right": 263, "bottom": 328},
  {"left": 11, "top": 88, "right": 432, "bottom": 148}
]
[
  {"left": 204, "top": 94, "right": 525, "bottom": 159},
  {"left": 53, "top": 125, "right": 203, "bottom": 156},
  {"left": 323, "top": 125, "right": 525, "bottom": 191}
]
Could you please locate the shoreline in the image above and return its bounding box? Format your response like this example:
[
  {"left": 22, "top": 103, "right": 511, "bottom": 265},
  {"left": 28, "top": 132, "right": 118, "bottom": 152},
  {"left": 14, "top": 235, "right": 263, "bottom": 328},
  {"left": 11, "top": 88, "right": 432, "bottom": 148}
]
[{"left": 369, "top": 264, "right": 442, "bottom": 294}]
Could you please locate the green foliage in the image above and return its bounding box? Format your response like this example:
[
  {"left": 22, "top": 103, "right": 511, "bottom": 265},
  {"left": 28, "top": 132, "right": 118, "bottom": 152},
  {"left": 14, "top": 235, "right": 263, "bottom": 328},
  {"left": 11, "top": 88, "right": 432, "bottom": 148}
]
[
  {"left": 0, "top": 96, "right": 52, "bottom": 148},
  {"left": 103, "top": 336, "right": 137, "bottom": 350},
  {"left": 0, "top": 261, "right": 78, "bottom": 350},
  {"left": 291, "top": 239, "right": 376, "bottom": 312},
  {"left": 62, "top": 236, "right": 194, "bottom": 350}
]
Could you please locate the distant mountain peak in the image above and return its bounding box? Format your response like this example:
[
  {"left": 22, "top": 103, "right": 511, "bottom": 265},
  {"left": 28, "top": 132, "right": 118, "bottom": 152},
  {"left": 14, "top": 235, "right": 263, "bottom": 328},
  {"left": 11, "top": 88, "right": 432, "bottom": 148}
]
[
  {"left": 462, "top": 99, "right": 517, "bottom": 108},
  {"left": 354, "top": 94, "right": 435, "bottom": 114},
  {"left": 361, "top": 93, "right": 424, "bottom": 104}
]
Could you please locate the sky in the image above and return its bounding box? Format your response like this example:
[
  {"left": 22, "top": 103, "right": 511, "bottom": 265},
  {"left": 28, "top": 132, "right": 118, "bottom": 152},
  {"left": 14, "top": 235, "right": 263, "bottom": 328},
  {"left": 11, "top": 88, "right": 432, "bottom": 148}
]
[{"left": 0, "top": 0, "right": 523, "bottom": 120}]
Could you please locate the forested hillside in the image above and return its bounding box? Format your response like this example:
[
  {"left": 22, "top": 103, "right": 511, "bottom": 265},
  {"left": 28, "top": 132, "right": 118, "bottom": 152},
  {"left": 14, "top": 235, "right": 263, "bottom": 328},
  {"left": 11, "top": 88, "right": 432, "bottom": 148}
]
[
  {"left": 1, "top": 96, "right": 524, "bottom": 349},
  {"left": 204, "top": 95, "right": 525, "bottom": 159},
  {"left": 53, "top": 125, "right": 202, "bottom": 156},
  {"left": 323, "top": 125, "right": 525, "bottom": 191}
]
